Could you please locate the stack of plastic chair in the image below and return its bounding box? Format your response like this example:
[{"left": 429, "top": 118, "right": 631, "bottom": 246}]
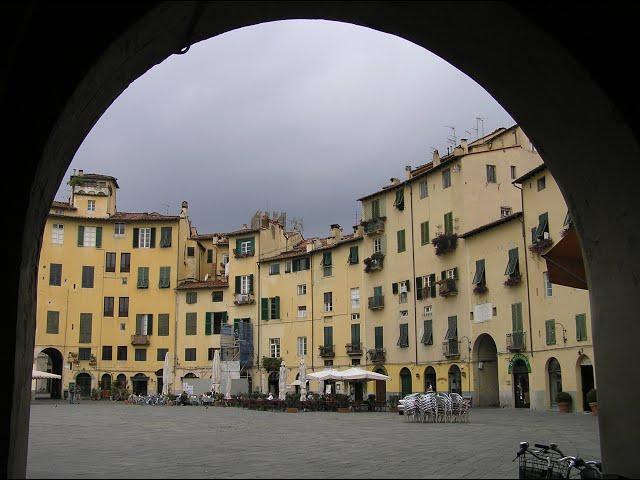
[{"left": 403, "top": 395, "right": 418, "bottom": 422}]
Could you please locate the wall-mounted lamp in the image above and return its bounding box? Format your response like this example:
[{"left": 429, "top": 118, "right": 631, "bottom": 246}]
[{"left": 415, "top": 372, "right": 420, "bottom": 379}]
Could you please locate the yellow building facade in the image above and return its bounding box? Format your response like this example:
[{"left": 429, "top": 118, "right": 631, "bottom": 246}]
[{"left": 35, "top": 126, "right": 594, "bottom": 411}]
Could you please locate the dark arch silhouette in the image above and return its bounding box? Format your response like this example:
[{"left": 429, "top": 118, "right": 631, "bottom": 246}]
[
  {"left": 39, "top": 348, "right": 63, "bottom": 400},
  {"left": 5, "top": 4, "right": 640, "bottom": 476}
]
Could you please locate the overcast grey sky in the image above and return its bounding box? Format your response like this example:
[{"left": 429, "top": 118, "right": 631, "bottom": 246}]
[{"left": 58, "top": 20, "right": 513, "bottom": 238}]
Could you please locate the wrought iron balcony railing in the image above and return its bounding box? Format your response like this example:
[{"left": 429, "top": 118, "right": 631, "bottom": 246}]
[
  {"left": 362, "top": 217, "right": 386, "bottom": 235},
  {"left": 442, "top": 339, "right": 460, "bottom": 357},
  {"left": 131, "top": 335, "right": 150, "bottom": 346},
  {"left": 438, "top": 279, "right": 458, "bottom": 297},
  {"left": 345, "top": 343, "right": 363, "bottom": 356},
  {"left": 319, "top": 345, "right": 335, "bottom": 358},
  {"left": 367, "top": 347, "right": 386, "bottom": 364},
  {"left": 368, "top": 295, "right": 385, "bottom": 310},
  {"left": 506, "top": 331, "right": 527, "bottom": 351}
]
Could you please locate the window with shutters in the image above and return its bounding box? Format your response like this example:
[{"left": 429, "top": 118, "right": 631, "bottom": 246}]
[
  {"left": 350, "top": 324, "right": 361, "bottom": 346},
  {"left": 297, "top": 306, "right": 307, "bottom": 318},
  {"left": 79, "top": 313, "right": 92, "bottom": 343},
  {"left": 297, "top": 284, "right": 307, "bottom": 295},
  {"left": 486, "top": 165, "right": 497, "bottom": 183},
  {"left": 160, "top": 227, "right": 172, "bottom": 247},
  {"left": 394, "top": 188, "right": 405, "bottom": 210},
  {"left": 135, "top": 314, "right": 152, "bottom": 335},
  {"left": 537, "top": 176, "right": 546, "bottom": 191},
  {"left": 159, "top": 266, "right": 171, "bottom": 288},
  {"left": 397, "top": 229, "right": 406, "bottom": 253},
  {"left": 137, "top": 267, "right": 149, "bottom": 289},
  {"left": 348, "top": 246, "right": 359, "bottom": 264},
  {"left": 46, "top": 311, "right": 59, "bottom": 334},
  {"left": 206, "top": 249, "right": 213, "bottom": 263},
  {"left": 421, "top": 319, "right": 433, "bottom": 345},
  {"left": 576, "top": 314, "right": 587, "bottom": 341},
  {"left": 511, "top": 303, "right": 524, "bottom": 332},
  {"left": 78, "top": 348, "right": 92, "bottom": 361},
  {"left": 240, "top": 240, "right": 251, "bottom": 254},
  {"left": 269, "top": 263, "right": 280, "bottom": 275},
  {"left": 374, "top": 326, "right": 384, "bottom": 349},
  {"left": 351, "top": 288, "right": 360, "bottom": 309},
  {"left": 545, "top": 320, "right": 556, "bottom": 345},
  {"left": 87, "top": 200, "right": 95, "bottom": 211},
  {"left": 185, "top": 348, "right": 197, "bottom": 361},
  {"left": 373, "top": 237, "right": 382, "bottom": 254},
  {"left": 371, "top": 198, "right": 381, "bottom": 219},
  {"left": 533, "top": 212, "right": 550, "bottom": 242},
  {"left": 297, "top": 337, "right": 307, "bottom": 356},
  {"left": 135, "top": 349, "right": 147, "bottom": 361},
  {"left": 120, "top": 253, "right": 130, "bottom": 273},
  {"left": 444, "top": 212, "right": 454, "bottom": 235},
  {"left": 158, "top": 314, "right": 169, "bottom": 336},
  {"left": 118, "top": 297, "right": 129, "bottom": 317},
  {"left": 269, "top": 338, "right": 280, "bottom": 358},
  {"left": 240, "top": 275, "right": 251, "bottom": 294},
  {"left": 186, "top": 291, "right": 197, "bottom": 304},
  {"left": 52, "top": 223, "right": 64, "bottom": 244},
  {"left": 186, "top": 313, "right": 197, "bottom": 335},
  {"left": 442, "top": 169, "right": 452, "bottom": 188},
  {"left": 81, "top": 266, "right": 94, "bottom": 288},
  {"left": 157, "top": 348, "right": 168, "bottom": 361},
  {"left": 270, "top": 297, "right": 280, "bottom": 320},
  {"left": 321, "top": 252, "right": 332, "bottom": 277},
  {"left": 102, "top": 346, "right": 112, "bottom": 361},
  {"left": 472, "top": 259, "right": 487, "bottom": 292},
  {"left": 212, "top": 291, "right": 223, "bottom": 302},
  {"left": 324, "top": 292, "right": 333, "bottom": 313},
  {"left": 117, "top": 346, "right": 127, "bottom": 361},
  {"left": 420, "top": 221, "right": 430, "bottom": 245},
  {"left": 445, "top": 316, "right": 458, "bottom": 341},
  {"left": 187, "top": 246, "right": 195, "bottom": 257},
  {"left": 81, "top": 226, "right": 97, "bottom": 247},
  {"left": 114, "top": 223, "right": 125, "bottom": 236},
  {"left": 105, "top": 252, "right": 116, "bottom": 272},
  {"left": 292, "top": 257, "right": 310, "bottom": 271},
  {"left": 543, "top": 272, "right": 553, "bottom": 297},
  {"left": 505, "top": 248, "right": 520, "bottom": 282},
  {"left": 323, "top": 326, "right": 333, "bottom": 348},
  {"left": 103, "top": 297, "right": 114, "bottom": 317},
  {"left": 139, "top": 228, "right": 151, "bottom": 248},
  {"left": 49, "top": 263, "right": 62, "bottom": 286},
  {"left": 419, "top": 180, "right": 428, "bottom": 198}
]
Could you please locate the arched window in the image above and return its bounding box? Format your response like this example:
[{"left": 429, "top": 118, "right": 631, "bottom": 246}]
[
  {"left": 548, "top": 358, "right": 562, "bottom": 407},
  {"left": 448, "top": 365, "right": 461, "bottom": 395},
  {"left": 424, "top": 366, "right": 437, "bottom": 392},
  {"left": 75, "top": 373, "right": 92, "bottom": 397},
  {"left": 101, "top": 373, "right": 111, "bottom": 392},
  {"left": 399, "top": 367, "right": 412, "bottom": 398}
]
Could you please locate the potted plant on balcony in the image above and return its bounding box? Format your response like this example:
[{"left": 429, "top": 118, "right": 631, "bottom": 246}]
[
  {"left": 473, "top": 283, "right": 488, "bottom": 294},
  {"left": 556, "top": 391, "right": 572, "bottom": 413},
  {"left": 586, "top": 388, "right": 597, "bottom": 415},
  {"left": 431, "top": 233, "right": 458, "bottom": 255},
  {"left": 504, "top": 273, "right": 522, "bottom": 287},
  {"left": 529, "top": 237, "right": 554, "bottom": 255},
  {"left": 363, "top": 252, "right": 385, "bottom": 273}
]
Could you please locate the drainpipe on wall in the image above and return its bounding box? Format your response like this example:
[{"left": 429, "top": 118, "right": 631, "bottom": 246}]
[
  {"left": 310, "top": 255, "right": 315, "bottom": 372},
  {"left": 516, "top": 184, "right": 535, "bottom": 358},
  {"left": 172, "top": 218, "right": 182, "bottom": 393},
  {"left": 409, "top": 181, "right": 418, "bottom": 366}
]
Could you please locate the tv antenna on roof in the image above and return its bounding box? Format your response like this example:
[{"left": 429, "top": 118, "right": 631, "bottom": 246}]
[
  {"left": 445, "top": 125, "right": 457, "bottom": 148},
  {"left": 475, "top": 116, "right": 486, "bottom": 138},
  {"left": 161, "top": 203, "right": 170, "bottom": 215}
]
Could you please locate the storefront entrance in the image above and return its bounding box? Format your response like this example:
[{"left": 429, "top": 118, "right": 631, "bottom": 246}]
[{"left": 513, "top": 359, "right": 530, "bottom": 408}]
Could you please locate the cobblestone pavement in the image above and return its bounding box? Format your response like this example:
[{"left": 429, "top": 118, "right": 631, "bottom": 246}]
[{"left": 27, "top": 402, "right": 600, "bottom": 478}]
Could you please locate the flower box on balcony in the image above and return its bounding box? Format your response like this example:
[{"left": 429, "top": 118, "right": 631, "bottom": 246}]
[
  {"left": 364, "top": 253, "right": 384, "bottom": 273},
  {"left": 504, "top": 274, "right": 522, "bottom": 287},
  {"left": 319, "top": 345, "right": 335, "bottom": 358},
  {"left": 473, "top": 284, "right": 488, "bottom": 295},
  {"left": 346, "top": 343, "right": 363, "bottom": 356},
  {"left": 529, "top": 237, "right": 553, "bottom": 255},
  {"left": 438, "top": 279, "right": 458, "bottom": 297},
  {"left": 360, "top": 217, "right": 386, "bottom": 235},
  {"left": 431, "top": 233, "right": 458, "bottom": 255},
  {"left": 233, "top": 250, "right": 254, "bottom": 258},
  {"left": 367, "top": 348, "right": 386, "bottom": 364}
]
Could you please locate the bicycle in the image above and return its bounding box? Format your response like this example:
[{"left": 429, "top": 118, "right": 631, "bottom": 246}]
[{"left": 514, "top": 442, "right": 602, "bottom": 479}]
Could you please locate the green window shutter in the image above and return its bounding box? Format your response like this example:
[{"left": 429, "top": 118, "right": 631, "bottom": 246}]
[
  {"left": 392, "top": 282, "right": 398, "bottom": 295},
  {"left": 351, "top": 324, "right": 360, "bottom": 345},
  {"left": 273, "top": 296, "right": 280, "bottom": 320},
  {"left": 349, "top": 246, "right": 359, "bottom": 264},
  {"left": 545, "top": 320, "right": 556, "bottom": 345},
  {"left": 444, "top": 212, "right": 453, "bottom": 235},
  {"left": 536, "top": 212, "right": 549, "bottom": 239},
  {"left": 95, "top": 226, "right": 102, "bottom": 248},
  {"left": 472, "top": 259, "right": 485, "bottom": 285},
  {"left": 422, "top": 320, "right": 433, "bottom": 345},
  {"left": 148, "top": 314, "right": 153, "bottom": 335},
  {"left": 158, "top": 314, "right": 169, "bottom": 336},
  {"left": 394, "top": 189, "right": 404, "bottom": 210},
  {"left": 374, "top": 326, "right": 383, "bottom": 349},
  {"left": 415, "top": 277, "right": 423, "bottom": 300},
  {"left": 576, "top": 314, "right": 587, "bottom": 341},
  {"left": 324, "top": 326, "right": 333, "bottom": 346},
  {"left": 135, "top": 314, "right": 143, "bottom": 335},
  {"left": 77, "top": 226, "right": 85, "bottom": 247},
  {"left": 205, "top": 312, "right": 212, "bottom": 336},
  {"left": 445, "top": 316, "right": 457, "bottom": 340},
  {"left": 159, "top": 266, "right": 170, "bottom": 288},
  {"left": 512, "top": 303, "right": 524, "bottom": 332},
  {"left": 79, "top": 313, "right": 92, "bottom": 343},
  {"left": 137, "top": 267, "right": 147, "bottom": 288},
  {"left": 186, "top": 312, "right": 197, "bottom": 335},
  {"left": 261, "top": 298, "right": 269, "bottom": 320},
  {"left": 248, "top": 274, "right": 254, "bottom": 294},
  {"left": 429, "top": 274, "right": 436, "bottom": 298},
  {"left": 150, "top": 227, "right": 156, "bottom": 248},
  {"left": 322, "top": 252, "right": 332, "bottom": 266},
  {"left": 397, "top": 230, "right": 406, "bottom": 253},
  {"left": 371, "top": 199, "right": 380, "bottom": 219},
  {"left": 234, "top": 276, "right": 241, "bottom": 294},
  {"left": 380, "top": 235, "right": 387, "bottom": 255},
  {"left": 46, "top": 311, "right": 59, "bottom": 334},
  {"left": 133, "top": 228, "right": 139, "bottom": 248},
  {"left": 421, "top": 221, "right": 429, "bottom": 245},
  {"left": 505, "top": 248, "right": 519, "bottom": 275},
  {"left": 373, "top": 286, "right": 382, "bottom": 298}
]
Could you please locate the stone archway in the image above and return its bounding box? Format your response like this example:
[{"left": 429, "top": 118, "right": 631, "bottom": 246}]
[
  {"left": 577, "top": 355, "right": 595, "bottom": 413},
  {"left": 547, "top": 358, "right": 562, "bottom": 409},
  {"left": 35, "top": 347, "right": 63, "bottom": 400},
  {"left": 399, "top": 367, "right": 412, "bottom": 398},
  {"left": 6, "top": 3, "right": 640, "bottom": 476},
  {"left": 472, "top": 335, "right": 499, "bottom": 407}
]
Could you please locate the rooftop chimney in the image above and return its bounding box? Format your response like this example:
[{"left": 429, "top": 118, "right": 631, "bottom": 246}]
[
  {"left": 180, "top": 200, "right": 188, "bottom": 218},
  {"left": 404, "top": 165, "right": 412, "bottom": 180},
  {"left": 389, "top": 177, "right": 401, "bottom": 185},
  {"left": 432, "top": 149, "right": 440, "bottom": 166},
  {"left": 78, "top": 169, "right": 84, "bottom": 176},
  {"left": 461, "top": 138, "right": 468, "bottom": 154},
  {"left": 330, "top": 224, "right": 342, "bottom": 242}
]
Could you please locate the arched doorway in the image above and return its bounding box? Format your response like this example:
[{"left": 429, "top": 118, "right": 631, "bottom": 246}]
[
  {"left": 448, "top": 365, "right": 462, "bottom": 395},
  {"left": 473, "top": 334, "right": 499, "bottom": 407},
  {"left": 131, "top": 373, "right": 148, "bottom": 395},
  {"left": 268, "top": 371, "right": 279, "bottom": 396},
  {"left": 547, "top": 358, "right": 562, "bottom": 409},
  {"left": 100, "top": 374, "right": 111, "bottom": 394},
  {"left": 75, "top": 373, "right": 92, "bottom": 398},
  {"left": 512, "top": 359, "right": 530, "bottom": 408},
  {"left": 374, "top": 367, "right": 387, "bottom": 401},
  {"left": 116, "top": 374, "right": 127, "bottom": 390},
  {"left": 578, "top": 355, "right": 595, "bottom": 412},
  {"left": 424, "top": 366, "right": 437, "bottom": 392},
  {"left": 399, "top": 368, "right": 412, "bottom": 398},
  {"left": 38, "top": 348, "right": 63, "bottom": 399},
  {"left": 155, "top": 369, "right": 163, "bottom": 395}
]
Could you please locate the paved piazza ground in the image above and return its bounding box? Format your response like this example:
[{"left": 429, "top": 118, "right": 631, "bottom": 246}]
[{"left": 27, "top": 402, "right": 600, "bottom": 478}]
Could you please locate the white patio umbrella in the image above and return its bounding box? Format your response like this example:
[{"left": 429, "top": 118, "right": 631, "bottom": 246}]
[
  {"left": 31, "top": 370, "right": 61, "bottom": 380},
  {"left": 305, "top": 369, "right": 342, "bottom": 381},
  {"left": 299, "top": 357, "right": 307, "bottom": 401},
  {"left": 278, "top": 361, "right": 287, "bottom": 401},
  {"left": 211, "top": 349, "right": 221, "bottom": 394},
  {"left": 224, "top": 362, "right": 232, "bottom": 400},
  {"left": 335, "top": 367, "right": 390, "bottom": 381},
  {"left": 162, "top": 352, "right": 171, "bottom": 395}
]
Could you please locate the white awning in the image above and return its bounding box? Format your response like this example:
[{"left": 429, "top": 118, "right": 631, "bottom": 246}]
[
  {"left": 335, "top": 367, "right": 390, "bottom": 381},
  {"left": 305, "top": 369, "right": 342, "bottom": 381},
  {"left": 32, "top": 370, "right": 61, "bottom": 380}
]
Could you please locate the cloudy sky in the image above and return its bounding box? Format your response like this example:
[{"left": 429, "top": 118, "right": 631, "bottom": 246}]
[{"left": 58, "top": 20, "right": 513, "bottom": 238}]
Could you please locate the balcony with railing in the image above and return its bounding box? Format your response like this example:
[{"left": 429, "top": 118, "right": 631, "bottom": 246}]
[
  {"left": 438, "top": 278, "right": 458, "bottom": 297},
  {"left": 367, "top": 347, "right": 386, "bottom": 364},
  {"left": 361, "top": 217, "right": 386, "bottom": 235},
  {"left": 346, "top": 343, "right": 363, "bottom": 356},
  {"left": 319, "top": 345, "right": 335, "bottom": 358},
  {"left": 234, "top": 293, "right": 255, "bottom": 305},
  {"left": 506, "top": 331, "right": 527, "bottom": 351},
  {"left": 233, "top": 249, "right": 255, "bottom": 258},
  {"left": 368, "top": 295, "right": 385, "bottom": 310},
  {"left": 442, "top": 339, "right": 460, "bottom": 358},
  {"left": 364, "top": 253, "right": 384, "bottom": 273},
  {"left": 131, "top": 334, "right": 150, "bottom": 345}
]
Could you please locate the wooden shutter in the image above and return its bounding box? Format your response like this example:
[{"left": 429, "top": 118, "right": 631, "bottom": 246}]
[
  {"left": 545, "top": 320, "right": 556, "bottom": 345},
  {"left": 415, "top": 277, "right": 423, "bottom": 300},
  {"left": 397, "top": 230, "right": 405, "bottom": 252},
  {"left": 234, "top": 276, "right": 241, "bottom": 294},
  {"left": 392, "top": 282, "right": 398, "bottom": 295},
  {"left": 147, "top": 314, "right": 153, "bottom": 335},
  {"left": 261, "top": 298, "right": 269, "bottom": 320},
  {"left": 161, "top": 227, "right": 172, "bottom": 247},
  {"left": 445, "top": 316, "right": 458, "bottom": 339},
  {"left": 249, "top": 237, "right": 255, "bottom": 254},
  {"left": 422, "top": 320, "right": 433, "bottom": 345},
  {"left": 136, "top": 314, "right": 143, "bottom": 335},
  {"left": 248, "top": 274, "right": 254, "bottom": 293},
  {"left": 380, "top": 235, "right": 386, "bottom": 255},
  {"left": 472, "top": 259, "right": 485, "bottom": 285},
  {"left": 506, "top": 248, "right": 519, "bottom": 275},
  {"left": 351, "top": 324, "right": 360, "bottom": 345},
  {"left": 576, "top": 314, "right": 587, "bottom": 341},
  {"left": 95, "top": 226, "right": 102, "bottom": 248},
  {"left": 132, "top": 228, "right": 139, "bottom": 248},
  {"left": 77, "top": 226, "right": 85, "bottom": 246},
  {"left": 79, "top": 313, "right": 92, "bottom": 343},
  {"left": 205, "top": 312, "right": 212, "bottom": 335},
  {"left": 429, "top": 274, "right": 436, "bottom": 298},
  {"left": 374, "top": 326, "right": 383, "bottom": 349},
  {"left": 273, "top": 296, "right": 280, "bottom": 320},
  {"left": 444, "top": 212, "right": 453, "bottom": 235},
  {"left": 150, "top": 227, "right": 156, "bottom": 248},
  {"left": 158, "top": 314, "right": 169, "bottom": 336},
  {"left": 421, "top": 222, "right": 429, "bottom": 245},
  {"left": 324, "top": 326, "right": 333, "bottom": 346},
  {"left": 512, "top": 303, "right": 523, "bottom": 332}
]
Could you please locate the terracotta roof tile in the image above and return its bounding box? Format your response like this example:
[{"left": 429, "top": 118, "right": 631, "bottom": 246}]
[
  {"left": 176, "top": 279, "right": 229, "bottom": 290},
  {"left": 51, "top": 201, "right": 76, "bottom": 211},
  {"left": 110, "top": 212, "right": 180, "bottom": 221},
  {"left": 460, "top": 212, "right": 523, "bottom": 239}
]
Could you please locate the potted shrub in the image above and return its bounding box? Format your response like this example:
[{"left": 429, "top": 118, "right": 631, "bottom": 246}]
[
  {"left": 587, "top": 389, "right": 597, "bottom": 415},
  {"left": 431, "top": 233, "right": 458, "bottom": 255},
  {"left": 285, "top": 393, "right": 299, "bottom": 413},
  {"left": 335, "top": 393, "right": 351, "bottom": 413},
  {"left": 473, "top": 284, "right": 488, "bottom": 295},
  {"left": 556, "top": 391, "right": 572, "bottom": 412},
  {"left": 529, "top": 237, "right": 554, "bottom": 255}
]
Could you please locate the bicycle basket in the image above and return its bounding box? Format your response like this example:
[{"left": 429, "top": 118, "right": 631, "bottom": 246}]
[{"left": 518, "top": 451, "right": 570, "bottom": 479}]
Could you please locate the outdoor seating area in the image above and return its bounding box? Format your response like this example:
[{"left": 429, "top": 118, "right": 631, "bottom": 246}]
[{"left": 402, "top": 392, "right": 471, "bottom": 423}]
